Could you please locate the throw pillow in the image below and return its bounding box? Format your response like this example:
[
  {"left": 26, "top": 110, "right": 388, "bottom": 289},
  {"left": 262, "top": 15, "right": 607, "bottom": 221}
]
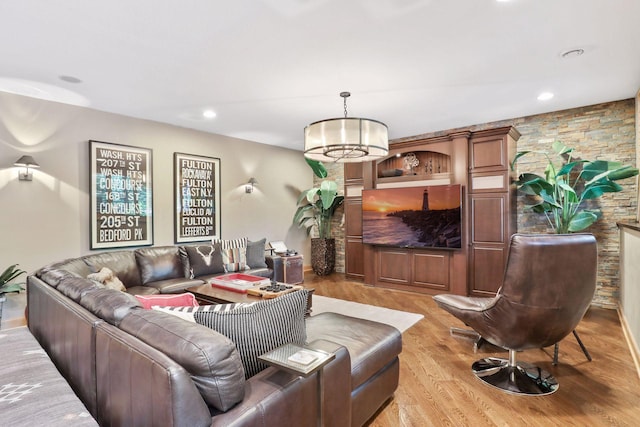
[
  {"left": 194, "top": 289, "right": 309, "bottom": 378},
  {"left": 213, "top": 237, "right": 249, "bottom": 250},
  {"left": 87, "top": 267, "right": 126, "bottom": 292},
  {"left": 135, "top": 292, "right": 199, "bottom": 309},
  {"left": 213, "top": 238, "right": 250, "bottom": 272},
  {"left": 221, "top": 247, "right": 248, "bottom": 272},
  {"left": 181, "top": 244, "right": 225, "bottom": 278},
  {"left": 151, "top": 303, "right": 244, "bottom": 323},
  {"left": 246, "top": 238, "right": 268, "bottom": 269}
]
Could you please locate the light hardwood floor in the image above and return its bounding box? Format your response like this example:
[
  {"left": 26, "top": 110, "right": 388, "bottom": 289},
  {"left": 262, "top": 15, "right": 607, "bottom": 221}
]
[{"left": 303, "top": 273, "right": 640, "bottom": 427}]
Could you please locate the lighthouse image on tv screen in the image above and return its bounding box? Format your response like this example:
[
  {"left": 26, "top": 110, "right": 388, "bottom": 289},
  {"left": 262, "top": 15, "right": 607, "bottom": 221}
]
[{"left": 362, "top": 184, "right": 462, "bottom": 249}]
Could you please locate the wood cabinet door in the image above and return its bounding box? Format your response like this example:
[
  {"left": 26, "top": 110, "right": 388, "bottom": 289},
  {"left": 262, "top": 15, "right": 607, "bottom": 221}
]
[
  {"left": 469, "top": 193, "right": 509, "bottom": 295},
  {"left": 344, "top": 162, "right": 363, "bottom": 183},
  {"left": 346, "top": 238, "right": 365, "bottom": 278},
  {"left": 344, "top": 198, "right": 363, "bottom": 237},
  {"left": 377, "top": 247, "right": 412, "bottom": 285},
  {"left": 469, "top": 245, "right": 505, "bottom": 296},
  {"left": 470, "top": 135, "right": 508, "bottom": 172},
  {"left": 470, "top": 193, "right": 507, "bottom": 244}
]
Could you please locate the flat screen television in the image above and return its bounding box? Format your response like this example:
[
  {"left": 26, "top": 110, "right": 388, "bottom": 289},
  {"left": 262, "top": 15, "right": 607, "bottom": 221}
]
[{"left": 362, "top": 184, "right": 462, "bottom": 249}]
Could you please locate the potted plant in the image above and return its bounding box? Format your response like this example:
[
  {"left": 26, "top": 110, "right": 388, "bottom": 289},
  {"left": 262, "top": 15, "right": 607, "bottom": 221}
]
[
  {"left": 0, "top": 264, "right": 25, "bottom": 326},
  {"left": 293, "top": 159, "right": 345, "bottom": 275},
  {"left": 511, "top": 140, "right": 639, "bottom": 233}
]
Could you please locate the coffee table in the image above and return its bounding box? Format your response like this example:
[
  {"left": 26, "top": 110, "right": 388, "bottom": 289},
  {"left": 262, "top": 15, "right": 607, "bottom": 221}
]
[{"left": 187, "top": 281, "right": 314, "bottom": 315}]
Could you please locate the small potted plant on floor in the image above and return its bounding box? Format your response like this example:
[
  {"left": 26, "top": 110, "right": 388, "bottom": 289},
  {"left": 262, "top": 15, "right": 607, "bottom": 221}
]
[
  {"left": 293, "top": 159, "right": 344, "bottom": 275},
  {"left": 0, "top": 264, "right": 25, "bottom": 326}
]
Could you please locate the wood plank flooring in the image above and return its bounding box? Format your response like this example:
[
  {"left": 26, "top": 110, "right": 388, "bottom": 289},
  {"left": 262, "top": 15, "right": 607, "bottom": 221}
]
[{"left": 303, "top": 273, "right": 640, "bottom": 427}]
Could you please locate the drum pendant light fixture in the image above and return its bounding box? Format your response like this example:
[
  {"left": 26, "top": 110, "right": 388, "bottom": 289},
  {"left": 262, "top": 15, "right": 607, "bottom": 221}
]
[{"left": 304, "top": 92, "right": 389, "bottom": 163}]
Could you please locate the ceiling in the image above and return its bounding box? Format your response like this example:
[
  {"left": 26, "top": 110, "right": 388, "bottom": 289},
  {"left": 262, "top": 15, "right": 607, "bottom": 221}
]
[{"left": 1, "top": 0, "right": 639, "bottom": 152}]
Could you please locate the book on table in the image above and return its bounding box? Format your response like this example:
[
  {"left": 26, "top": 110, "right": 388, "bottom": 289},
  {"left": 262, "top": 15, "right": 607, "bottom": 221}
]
[{"left": 209, "top": 273, "right": 270, "bottom": 293}]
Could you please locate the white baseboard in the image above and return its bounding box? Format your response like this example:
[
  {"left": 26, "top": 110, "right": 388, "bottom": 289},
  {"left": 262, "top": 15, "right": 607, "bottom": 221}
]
[{"left": 618, "top": 307, "right": 640, "bottom": 380}]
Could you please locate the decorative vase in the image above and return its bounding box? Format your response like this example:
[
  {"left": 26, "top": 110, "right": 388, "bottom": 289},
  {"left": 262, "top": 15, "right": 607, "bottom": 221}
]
[{"left": 311, "top": 238, "right": 335, "bottom": 276}]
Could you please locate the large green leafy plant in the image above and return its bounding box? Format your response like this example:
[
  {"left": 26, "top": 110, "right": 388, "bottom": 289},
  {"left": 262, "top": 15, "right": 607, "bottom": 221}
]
[
  {"left": 0, "top": 264, "right": 25, "bottom": 295},
  {"left": 511, "top": 141, "right": 639, "bottom": 233},
  {"left": 293, "top": 159, "right": 345, "bottom": 239}
]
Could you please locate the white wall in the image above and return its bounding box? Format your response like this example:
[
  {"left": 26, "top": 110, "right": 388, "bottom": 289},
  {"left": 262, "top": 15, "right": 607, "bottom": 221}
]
[
  {"left": 0, "top": 91, "right": 312, "bottom": 275},
  {"left": 619, "top": 227, "right": 640, "bottom": 363}
]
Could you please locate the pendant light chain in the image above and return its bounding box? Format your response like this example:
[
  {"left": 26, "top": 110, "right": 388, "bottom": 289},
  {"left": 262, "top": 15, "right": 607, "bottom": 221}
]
[{"left": 340, "top": 91, "right": 350, "bottom": 118}]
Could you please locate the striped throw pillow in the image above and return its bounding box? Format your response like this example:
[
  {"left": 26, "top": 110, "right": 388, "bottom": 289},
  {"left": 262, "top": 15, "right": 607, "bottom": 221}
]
[
  {"left": 194, "top": 290, "right": 309, "bottom": 378},
  {"left": 213, "top": 238, "right": 250, "bottom": 272},
  {"left": 152, "top": 303, "right": 247, "bottom": 322}
]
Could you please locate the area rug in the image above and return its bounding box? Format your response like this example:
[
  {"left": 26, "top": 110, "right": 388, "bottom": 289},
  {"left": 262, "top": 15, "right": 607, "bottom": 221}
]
[{"left": 311, "top": 295, "right": 423, "bottom": 333}]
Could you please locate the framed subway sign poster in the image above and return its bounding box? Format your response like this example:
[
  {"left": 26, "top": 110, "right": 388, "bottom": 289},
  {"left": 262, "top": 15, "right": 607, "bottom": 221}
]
[
  {"left": 90, "top": 140, "right": 153, "bottom": 249},
  {"left": 174, "top": 152, "right": 221, "bottom": 243}
]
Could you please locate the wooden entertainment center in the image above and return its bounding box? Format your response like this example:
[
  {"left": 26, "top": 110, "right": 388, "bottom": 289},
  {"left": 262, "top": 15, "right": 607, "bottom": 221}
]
[{"left": 344, "top": 126, "right": 520, "bottom": 297}]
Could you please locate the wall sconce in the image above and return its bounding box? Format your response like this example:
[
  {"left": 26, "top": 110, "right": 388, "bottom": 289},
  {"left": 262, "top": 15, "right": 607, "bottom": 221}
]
[
  {"left": 245, "top": 177, "right": 258, "bottom": 193},
  {"left": 14, "top": 155, "right": 40, "bottom": 181}
]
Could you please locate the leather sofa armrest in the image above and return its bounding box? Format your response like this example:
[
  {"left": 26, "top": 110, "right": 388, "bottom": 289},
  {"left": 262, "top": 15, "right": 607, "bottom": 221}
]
[
  {"left": 267, "top": 255, "right": 283, "bottom": 282},
  {"left": 211, "top": 340, "right": 351, "bottom": 427}
]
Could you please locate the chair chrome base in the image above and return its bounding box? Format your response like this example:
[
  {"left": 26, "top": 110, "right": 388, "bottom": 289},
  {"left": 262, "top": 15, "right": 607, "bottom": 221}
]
[{"left": 472, "top": 354, "right": 558, "bottom": 396}]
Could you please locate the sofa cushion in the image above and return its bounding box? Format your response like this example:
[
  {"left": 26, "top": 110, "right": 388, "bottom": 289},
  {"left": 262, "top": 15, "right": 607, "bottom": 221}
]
[
  {"left": 194, "top": 289, "right": 308, "bottom": 378},
  {"left": 306, "top": 312, "right": 402, "bottom": 391},
  {"left": 180, "top": 244, "right": 225, "bottom": 278},
  {"left": 125, "top": 286, "right": 160, "bottom": 296},
  {"left": 143, "top": 277, "right": 204, "bottom": 294},
  {"left": 135, "top": 292, "right": 199, "bottom": 309},
  {"left": 79, "top": 288, "right": 142, "bottom": 326},
  {"left": 135, "top": 246, "right": 184, "bottom": 285},
  {"left": 42, "top": 257, "right": 93, "bottom": 278},
  {"left": 36, "top": 268, "right": 81, "bottom": 288},
  {"left": 246, "top": 238, "right": 268, "bottom": 269},
  {"left": 84, "top": 251, "right": 142, "bottom": 288},
  {"left": 119, "top": 309, "right": 246, "bottom": 412},
  {"left": 57, "top": 276, "right": 105, "bottom": 302}
]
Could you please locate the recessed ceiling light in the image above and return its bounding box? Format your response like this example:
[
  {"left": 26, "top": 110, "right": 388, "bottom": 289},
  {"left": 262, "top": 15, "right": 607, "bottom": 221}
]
[
  {"left": 537, "top": 92, "right": 554, "bottom": 101},
  {"left": 202, "top": 109, "right": 216, "bottom": 119},
  {"left": 561, "top": 48, "right": 585, "bottom": 59},
  {"left": 59, "top": 75, "right": 82, "bottom": 84}
]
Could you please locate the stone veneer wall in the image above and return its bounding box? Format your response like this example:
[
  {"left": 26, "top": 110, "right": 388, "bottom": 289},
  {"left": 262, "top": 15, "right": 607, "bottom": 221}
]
[
  {"left": 312, "top": 162, "right": 346, "bottom": 274},
  {"left": 507, "top": 99, "right": 636, "bottom": 308},
  {"left": 322, "top": 99, "right": 636, "bottom": 308}
]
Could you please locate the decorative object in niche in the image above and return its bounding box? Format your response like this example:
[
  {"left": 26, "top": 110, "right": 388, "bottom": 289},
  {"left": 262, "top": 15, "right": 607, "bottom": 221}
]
[{"left": 403, "top": 153, "right": 419, "bottom": 175}]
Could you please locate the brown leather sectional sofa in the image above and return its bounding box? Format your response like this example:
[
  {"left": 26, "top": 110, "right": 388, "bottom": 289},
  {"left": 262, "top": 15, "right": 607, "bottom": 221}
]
[
  {"left": 27, "top": 248, "right": 402, "bottom": 426},
  {"left": 43, "top": 245, "right": 277, "bottom": 296}
]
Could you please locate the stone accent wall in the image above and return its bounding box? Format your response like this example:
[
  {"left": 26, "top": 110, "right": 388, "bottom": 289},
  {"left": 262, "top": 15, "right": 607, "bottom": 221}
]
[
  {"left": 324, "top": 99, "right": 636, "bottom": 307},
  {"left": 509, "top": 99, "right": 636, "bottom": 308},
  {"left": 312, "top": 161, "right": 346, "bottom": 273}
]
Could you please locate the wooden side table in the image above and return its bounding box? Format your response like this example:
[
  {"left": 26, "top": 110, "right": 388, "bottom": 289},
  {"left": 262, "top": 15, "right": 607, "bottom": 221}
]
[
  {"left": 277, "top": 255, "right": 304, "bottom": 284},
  {"left": 258, "top": 343, "right": 335, "bottom": 427}
]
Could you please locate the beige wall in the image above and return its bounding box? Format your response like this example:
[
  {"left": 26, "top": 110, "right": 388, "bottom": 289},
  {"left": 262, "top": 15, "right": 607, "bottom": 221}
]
[
  {"left": 0, "top": 91, "right": 312, "bottom": 275},
  {"left": 619, "top": 226, "right": 640, "bottom": 368}
]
